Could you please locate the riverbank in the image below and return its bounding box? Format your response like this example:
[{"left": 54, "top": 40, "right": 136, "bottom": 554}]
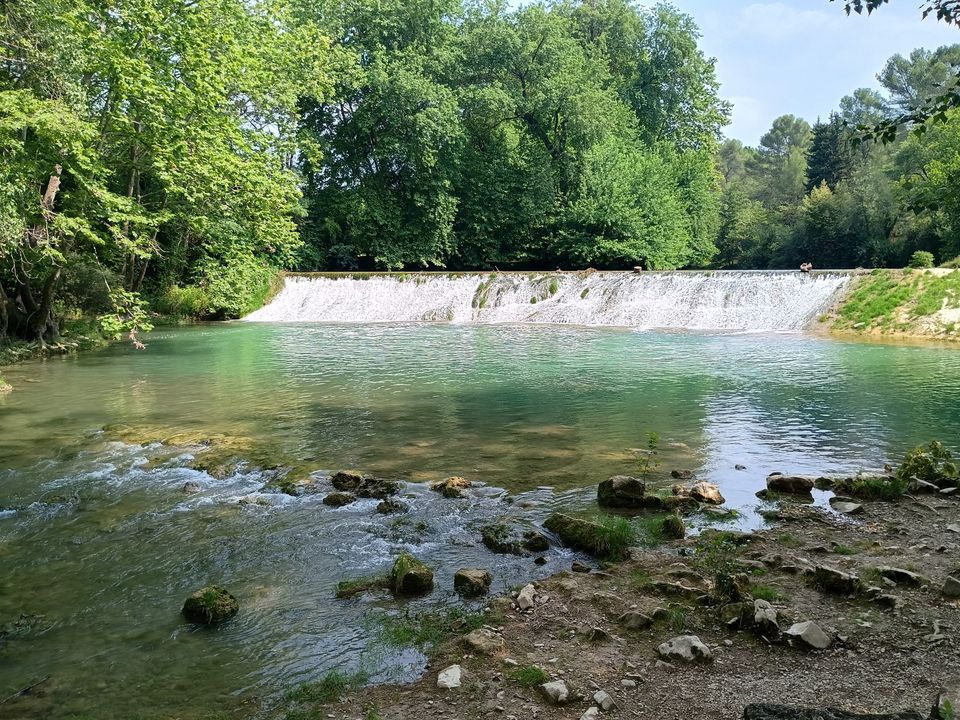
[
  {"left": 824, "top": 268, "right": 960, "bottom": 343},
  {"left": 276, "top": 486, "right": 960, "bottom": 720}
]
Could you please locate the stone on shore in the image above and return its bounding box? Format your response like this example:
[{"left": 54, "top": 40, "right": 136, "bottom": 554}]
[
  {"left": 516, "top": 583, "right": 538, "bottom": 610},
  {"left": 942, "top": 575, "right": 960, "bottom": 598},
  {"left": 463, "top": 628, "right": 504, "bottom": 655},
  {"left": 543, "top": 513, "right": 623, "bottom": 557},
  {"left": 391, "top": 553, "right": 434, "bottom": 595},
  {"left": 743, "top": 705, "right": 924, "bottom": 719},
  {"left": 540, "top": 680, "right": 570, "bottom": 705},
  {"left": 454, "top": 568, "right": 492, "bottom": 597},
  {"left": 181, "top": 585, "right": 239, "bottom": 625},
  {"left": 753, "top": 599, "right": 780, "bottom": 637},
  {"left": 593, "top": 689, "right": 617, "bottom": 711},
  {"left": 437, "top": 664, "right": 462, "bottom": 689},
  {"left": 811, "top": 565, "right": 862, "bottom": 595},
  {"left": 784, "top": 621, "right": 831, "bottom": 650},
  {"left": 657, "top": 635, "right": 713, "bottom": 664}
]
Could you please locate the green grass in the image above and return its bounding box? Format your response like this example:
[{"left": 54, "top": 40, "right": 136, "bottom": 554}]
[
  {"left": 372, "top": 607, "right": 487, "bottom": 649},
  {"left": 776, "top": 533, "right": 804, "bottom": 549},
  {"left": 548, "top": 279, "right": 559, "bottom": 295},
  {"left": 580, "top": 287, "right": 590, "bottom": 299},
  {"left": 834, "top": 474, "right": 907, "bottom": 501},
  {"left": 666, "top": 605, "right": 688, "bottom": 631},
  {"left": 593, "top": 515, "right": 637, "bottom": 560},
  {"left": 832, "top": 544, "right": 860, "bottom": 556},
  {"left": 508, "top": 665, "right": 549, "bottom": 687},
  {"left": 750, "top": 584, "right": 781, "bottom": 602},
  {"left": 287, "top": 669, "right": 369, "bottom": 704},
  {"left": 629, "top": 569, "right": 652, "bottom": 591},
  {"left": 632, "top": 514, "right": 668, "bottom": 547}
]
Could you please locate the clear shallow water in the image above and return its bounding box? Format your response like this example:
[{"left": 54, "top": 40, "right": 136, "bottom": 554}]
[{"left": 1, "top": 323, "right": 960, "bottom": 718}]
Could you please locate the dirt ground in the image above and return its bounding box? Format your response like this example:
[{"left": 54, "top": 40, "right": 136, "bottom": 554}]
[{"left": 283, "top": 494, "right": 960, "bottom": 720}]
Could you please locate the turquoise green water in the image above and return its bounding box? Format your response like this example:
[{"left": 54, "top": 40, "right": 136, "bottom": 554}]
[{"left": 1, "top": 323, "right": 960, "bottom": 718}]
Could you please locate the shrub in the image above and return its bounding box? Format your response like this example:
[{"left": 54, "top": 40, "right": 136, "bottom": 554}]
[
  {"left": 908, "top": 250, "right": 935, "bottom": 269},
  {"left": 896, "top": 441, "right": 958, "bottom": 487},
  {"left": 593, "top": 515, "right": 637, "bottom": 560},
  {"left": 156, "top": 284, "right": 210, "bottom": 317}
]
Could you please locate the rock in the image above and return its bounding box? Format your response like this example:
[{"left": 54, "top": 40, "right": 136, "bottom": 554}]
[
  {"left": 720, "top": 602, "right": 752, "bottom": 629},
  {"left": 454, "top": 568, "right": 492, "bottom": 597},
  {"left": 376, "top": 499, "right": 407, "bottom": 514},
  {"left": 735, "top": 464, "right": 747, "bottom": 471},
  {"left": 431, "top": 476, "right": 472, "bottom": 498},
  {"left": 657, "top": 635, "right": 713, "bottom": 664},
  {"left": 672, "top": 483, "right": 691, "bottom": 496},
  {"left": 480, "top": 523, "right": 550, "bottom": 555},
  {"left": 784, "top": 621, "right": 831, "bottom": 650},
  {"left": 744, "top": 705, "right": 924, "bottom": 719},
  {"left": 182, "top": 481, "right": 202, "bottom": 494},
  {"left": 181, "top": 585, "right": 239, "bottom": 625},
  {"left": 811, "top": 565, "right": 862, "bottom": 595},
  {"left": 671, "top": 469, "right": 694, "bottom": 480},
  {"left": 572, "top": 561, "right": 591, "bottom": 573},
  {"left": 593, "top": 690, "right": 616, "bottom": 711},
  {"left": 580, "top": 708, "right": 600, "bottom": 720},
  {"left": 335, "top": 577, "right": 388, "bottom": 599},
  {"left": 544, "top": 513, "right": 627, "bottom": 558},
  {"left": 753, "top": 599, "right": 779, "bottom": 637},
  {"left": 663, "top": 511, "right": 686, "bottom": 539},
  {"left": 690, "top": 482, "right": 725, "bottom": 505},
  {"left": 534, "top": 556, "right": 547, "bottom": 566},
  {"left": 876, "top": 566, "right": 927, "bottom": 587},
  {"left": 933, "top": 679, "right": 960, "bottom": 720},
  {"left": 908, "top": 479, "right": 941, "bottom": 494},
  {"left": 322, "top": 492, "right": 356, "bottom": 507},
  {"left": 598, "top": 475, "right": 647, "bottom": 508},
  {"left": 766, "top": 473, "right": 815, "bottom": 495},
  {"left": 942, "top": 575, "right": 960, "bottom": 598},
  {"left": 391, "top": 553, "right": 433, "bottom": 595},
  {"left": 619, "top": 611, "right": 655, "bottom": 630},
  {"left": 829, "top": 497, "right": 863, "bottom": 515},
  {"left": 463, "top": 628, "right": 504, "bottom": 655},
  {"left": 540, "top": 680, "right": 569, "bottom": 705},
  {"left": 437, "top": 664, "right": 462, "bottom": 689},
  {"left": 941, "top": 487, "right": 959, "bottom": 497},
  {"left": 330, "top": 470, "right": 399, "bottom": 499},
  {"left": 516, "top": 583, "right": 538, "bottom": 610}
]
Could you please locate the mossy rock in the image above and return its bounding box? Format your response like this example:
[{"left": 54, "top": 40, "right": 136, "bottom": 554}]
[
  {"left": 376, "top": 499, "right": 408, "bottom": 514},
  {"left": 182, "top": 585, "right": 239, "bottom": 625},
  {"left": 480, "top": 523, "right": 550, "bottom": 555},
  {"left": 543, "top": 513, "right": 606, "bottom": 555},
  {"left": 663, "top": 511, "right": 686, "bottom": 540},
  {"left": 454, "top": 568, "right": 492, "bottom": 597},
  {"left": 335, "top": 576, "right": 389, "bottom": 599},
  {"left": 431, "top": 476, "right": 472, "bottom": 498},
  {"left": 330, "top": 470, "right": 400, "bottom": 499},
  {"left": 391, "top": 553, "right": 434, "bottom": 596},
  {"left": 323, "top": 492, "right": 356, "bottom": 507},
  {"left": 597, "top": 475, "right": 647, "bottom": 508}
]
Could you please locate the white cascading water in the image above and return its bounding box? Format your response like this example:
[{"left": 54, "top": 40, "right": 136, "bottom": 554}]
[{"left": 244, "top": 271, "right": 852, "bottom": 331}]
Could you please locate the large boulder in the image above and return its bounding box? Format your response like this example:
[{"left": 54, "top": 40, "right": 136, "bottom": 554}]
[
  {"left": 943, "top": 575, "right": 960, "bottom": 598},
  {"left": 766, "top": 473, "right": 815, "bottom": 496},
  {"left": 182, "top": 585, "right": 239, "bottom": 625},
  {"left": 454, "top": 568, "right": 492, "bottom": 597},
  {"left": 598, "top": 475, "right": 647, "bottom": 508},
  {"left": 744, "top": 706, "right": 924, "bottom": 720},
  {"left": 657, "top": 635, "right": 713, "bottom": 664},
  {"left": 391, "top": 553, "right": 434, "bottom": 596},
  {"left": 431, "top": 476, "right": 472, "bottom": 498}
]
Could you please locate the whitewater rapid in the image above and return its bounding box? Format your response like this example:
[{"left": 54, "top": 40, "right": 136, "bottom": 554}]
[{"left": 244, "top": 271, "right": 852, "bottom": 332}]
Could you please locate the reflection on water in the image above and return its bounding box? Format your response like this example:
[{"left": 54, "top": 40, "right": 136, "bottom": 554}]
[{"left": 1, "top": 323, "right": 959, "bottom": 718}]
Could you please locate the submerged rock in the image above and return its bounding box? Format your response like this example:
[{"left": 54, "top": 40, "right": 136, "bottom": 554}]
[
  {"left": 543, "top": 513, "right": 621, "bottom": 558},
  {"left": 331, "top": 470, "right": 399, "bottom": 499},
  {"left": 431, "top": 476, "right": 472, "bottom": 498},
  {"left": 335, "top": 576, "right": 389, "bottom": 599},
  {"left": 671, "top": 469, "right": 695, "bottom": 480},
  {"left": 391, "top": 553, "right": 434, "bottom": 596},
  {"left": 182, "top": 586, "right": 239, "bottom": 625},
  {"left": 480, "top": 523, "right": 550, "bottom": 555},
  {"left": 598, "top": 475, "right": 647, "bottom": 508},
  {"left": 376, "top": 499, "right": 408, "bottom": 514},
  {"left": 323, "top": 492, "right": 356, "bottom": 507},
  {"left": 744, "top": 705, "right": 923, "bottom": 719},
  {"left": 657, "top": 635, "right": 713, "bottom": 664},
  {"left": 454, "top": 568, "right": 492, "bottom": 597},
  {"left": 182, "top": 481, "right": 202, "bottom": 494}
]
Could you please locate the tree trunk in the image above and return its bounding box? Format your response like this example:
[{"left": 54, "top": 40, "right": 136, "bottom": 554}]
[
  {"left": 0, "top": 282, "right": 8, "bottom": 343},
  {"left": 29, "top": 268, "right": 61, "bottom": 343}
]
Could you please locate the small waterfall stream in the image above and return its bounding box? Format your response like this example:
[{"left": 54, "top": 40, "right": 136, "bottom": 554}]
[{"left": 244, "top": 271, "right": 853, "bottom": 332}]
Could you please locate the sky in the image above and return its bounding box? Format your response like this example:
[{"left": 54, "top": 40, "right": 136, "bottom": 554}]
[{"left": 676, "top": 1, "right": 959, "bottom": 145}]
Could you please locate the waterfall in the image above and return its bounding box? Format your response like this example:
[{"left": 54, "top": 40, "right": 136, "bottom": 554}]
[{"left": 244, "top": 271, "right": 852, "bottom": 332}]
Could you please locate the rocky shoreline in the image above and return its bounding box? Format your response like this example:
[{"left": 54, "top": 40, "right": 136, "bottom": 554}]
[{"left": 270, "top": 467, "right": 960, "bottom": 720}]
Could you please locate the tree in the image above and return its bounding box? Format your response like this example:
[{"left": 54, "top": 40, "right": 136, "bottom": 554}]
[{"left": 807, "top": 114, "right": 854, "bottom": 191}]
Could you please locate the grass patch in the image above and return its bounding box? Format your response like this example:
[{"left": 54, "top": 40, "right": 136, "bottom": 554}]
[
  {"left": 832, "top": 544, "right": 859, "bottom": 556},
  {"left": 629, "top": 569, "right": 652, "bottom": 591},
  {"left": 776, "top": 533, "right": 804, "bottom": 549},
  {"left": 593, "top": 515, "right": 637, "bottom": 560},
  {"left": 666, "top": 605, "right": 688, "bottom": 632},
  {"left": 632, "top": 514, "right": 667, "bottom": 547},
  {"left": 834, "top": 474, "right": 907, "bottom": 501},
  {"left": 548, "top": 278, "right": 559, "bottom": 295},
  {"left": 287, "top": 669, "right": 369, "bottom": 704},
  {"left": 750, "top": 584, "right": 781, "bottom": 602},
  {"left": 508, "top": 665, "right": 549, "bottom": 687},
  {"left": 373, "top": 607, "right": 487, "bottom": 649}
]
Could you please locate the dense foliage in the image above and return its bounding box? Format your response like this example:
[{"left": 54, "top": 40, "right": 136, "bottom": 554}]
[
  {"left": 297, "top": 0, "right": 728, "bottom": 271},
  {"left": 715, "top": 43, "right": 960, "bottom": 270}
]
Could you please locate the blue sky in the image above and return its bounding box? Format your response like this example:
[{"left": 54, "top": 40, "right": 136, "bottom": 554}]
[
  {"left": 513, "top": 1, "right": 959, "bottom": 145},
  {"left": 679, "top": 1, "right": 959, "bottom": 144}
]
